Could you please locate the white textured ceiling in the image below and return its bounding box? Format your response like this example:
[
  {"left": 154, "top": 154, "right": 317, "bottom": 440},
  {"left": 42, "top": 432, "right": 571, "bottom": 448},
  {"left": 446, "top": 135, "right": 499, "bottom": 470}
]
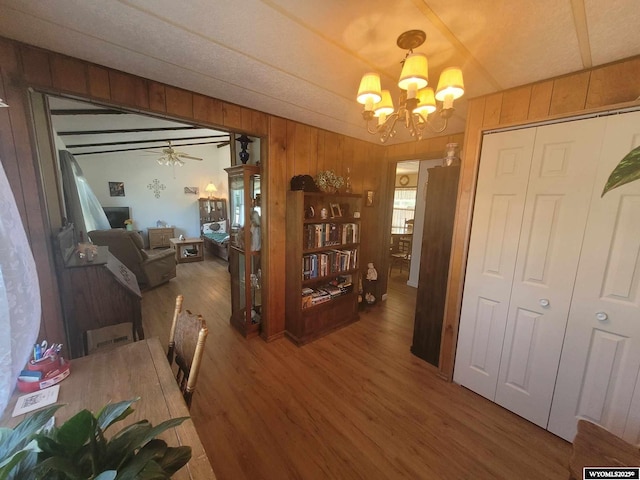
[{"left": 1, "top": 0, "right": 639, "bottom": 144}]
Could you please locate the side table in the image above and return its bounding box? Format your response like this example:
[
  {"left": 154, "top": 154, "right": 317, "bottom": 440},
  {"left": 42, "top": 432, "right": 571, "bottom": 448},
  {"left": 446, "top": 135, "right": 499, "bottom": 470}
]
[{"left": 170, "top": 237, "right": 205, "bottom": 264}]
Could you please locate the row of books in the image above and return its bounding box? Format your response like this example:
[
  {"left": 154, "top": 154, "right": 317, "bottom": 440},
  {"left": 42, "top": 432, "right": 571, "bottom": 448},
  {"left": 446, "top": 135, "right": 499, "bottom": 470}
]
[
  {"left": 302, "top": 249, "right": 357, "bottom": 280},
  {"left": 301, "top": 277, "right": 353, "bottom": 309},
  {"left": 304, "top": 223, "right": 359, "bottom": 249}
]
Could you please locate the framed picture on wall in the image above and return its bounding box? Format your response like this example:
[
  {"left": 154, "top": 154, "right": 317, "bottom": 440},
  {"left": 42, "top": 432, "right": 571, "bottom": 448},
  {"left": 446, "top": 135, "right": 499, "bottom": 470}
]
[
  {"left": 330, "top": 203, "right": 342, "bottom": 218},
  {"left": 109, "top": 181, "right": 125, "bottom": 197},
  {"left": 365, "top": 190, "right": 375, "bottom": 207}
]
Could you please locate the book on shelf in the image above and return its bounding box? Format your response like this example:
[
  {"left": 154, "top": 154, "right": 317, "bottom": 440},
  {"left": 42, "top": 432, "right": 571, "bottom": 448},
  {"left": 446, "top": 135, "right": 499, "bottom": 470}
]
[{"left": 304, "top": 222, "right": 358, "bottom": 249}]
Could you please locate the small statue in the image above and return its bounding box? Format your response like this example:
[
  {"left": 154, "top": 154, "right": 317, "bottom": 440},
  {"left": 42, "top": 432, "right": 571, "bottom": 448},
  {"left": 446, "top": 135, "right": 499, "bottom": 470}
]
[{"left": 366, "top": 262, "right": 378, "bottom": 281}]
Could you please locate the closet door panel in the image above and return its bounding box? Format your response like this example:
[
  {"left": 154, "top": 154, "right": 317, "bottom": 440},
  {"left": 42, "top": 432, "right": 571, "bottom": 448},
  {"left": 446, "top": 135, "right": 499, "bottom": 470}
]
[
  {"left": 454, "top": 128, "right": 535, "bottom": 399},
  {"left": 548, "top": 110, "right": 640, "bottom": 442},
  {"left": 494, "top": 118, "right": 605, "bottom": 427}
]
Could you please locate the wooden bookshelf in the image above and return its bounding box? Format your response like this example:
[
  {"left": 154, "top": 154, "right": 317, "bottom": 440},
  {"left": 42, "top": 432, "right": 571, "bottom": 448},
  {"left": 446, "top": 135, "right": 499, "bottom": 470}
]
[{"left": 285, "top": 190, "right": 361, "bottom": 345}]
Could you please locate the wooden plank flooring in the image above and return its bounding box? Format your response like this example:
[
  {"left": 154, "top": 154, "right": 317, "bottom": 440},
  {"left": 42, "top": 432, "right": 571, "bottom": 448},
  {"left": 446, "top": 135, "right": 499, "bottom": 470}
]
[{"left": 141, "top": 252, "right": 571, "bottom": 479}]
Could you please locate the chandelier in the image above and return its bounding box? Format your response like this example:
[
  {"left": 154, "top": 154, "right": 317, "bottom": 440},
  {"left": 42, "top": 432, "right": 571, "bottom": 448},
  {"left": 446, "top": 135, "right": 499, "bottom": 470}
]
[{"left": 356, "top": 30, "right": 464, "bottom": 143}]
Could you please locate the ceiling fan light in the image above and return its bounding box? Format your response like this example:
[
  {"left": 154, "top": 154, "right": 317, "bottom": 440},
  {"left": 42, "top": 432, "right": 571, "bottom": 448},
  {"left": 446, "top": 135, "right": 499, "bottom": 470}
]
[
  {"left": 435, "top": 67, "right": 464, "bottom": 101},
  {"left": 414, "top": 87, "right": 437, "bottom": 115},
  {"left": 374, "top": 90, "right": 394, "bottom": 117},
  {"left": 357, "top": 72, "right": 382, "bottom": 108},
  {"left": 398, "top": 53, "right": 428, "bottom": 93}
]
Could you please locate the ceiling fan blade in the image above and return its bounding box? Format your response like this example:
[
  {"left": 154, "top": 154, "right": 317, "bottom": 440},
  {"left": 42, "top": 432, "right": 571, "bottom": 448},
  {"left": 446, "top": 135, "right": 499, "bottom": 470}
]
[{"left": 177, "top": 153, "right": 203, "bottom": 161}]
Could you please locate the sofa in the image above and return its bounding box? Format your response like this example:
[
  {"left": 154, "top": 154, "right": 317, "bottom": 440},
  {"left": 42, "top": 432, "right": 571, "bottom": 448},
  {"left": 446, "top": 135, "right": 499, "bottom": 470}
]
[{"left": 88, "top": 229, "right": 176, "bottom": 289}]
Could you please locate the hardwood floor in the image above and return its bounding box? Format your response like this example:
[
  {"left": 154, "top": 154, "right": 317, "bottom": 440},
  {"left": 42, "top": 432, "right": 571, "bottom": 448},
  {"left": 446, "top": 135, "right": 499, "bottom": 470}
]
[{"left": 141, "top": 252, "right": 571, "bottom": 479}]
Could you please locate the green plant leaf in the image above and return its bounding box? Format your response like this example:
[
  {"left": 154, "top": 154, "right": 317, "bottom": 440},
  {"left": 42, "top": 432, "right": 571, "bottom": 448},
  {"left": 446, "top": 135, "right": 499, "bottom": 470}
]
[
  {"left": 96, "top": 399, "right": 139, "bottom": 432},
  {"left": 132, "top": 417, "right": 189, "bottom": 450},
  {"left": 95, "top": 471, "right": 117, "bottom": 480},
  {"left": 114, "top": 440, "right": 166, "bottom": 480},
  {"left": 602, "top": 145, "right": 640, "bottom": 196},
  {"left": 0, "top": 405, "right": 61, "bottom": 457},
  {"left": 156, "top": 446, "right": 191, "bottom": 476},
  {"left": 56, "top": 409, "right": 95, "bottom": 454},
  {"left": 36, "top": 455, "right": 84, "bottom": 479}
]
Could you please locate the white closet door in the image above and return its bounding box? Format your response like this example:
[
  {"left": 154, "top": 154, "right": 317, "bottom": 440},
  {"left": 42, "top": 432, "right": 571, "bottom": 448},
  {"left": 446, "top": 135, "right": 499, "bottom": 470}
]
[
  {"left": 453, "top": 128, "right": 535, "bottom": 399},
  {"left": 548, "top": 111, "right": 640, "bottom": 442},
  {"left": 493, "top": 118, "right": 605, "bottom": 427}
]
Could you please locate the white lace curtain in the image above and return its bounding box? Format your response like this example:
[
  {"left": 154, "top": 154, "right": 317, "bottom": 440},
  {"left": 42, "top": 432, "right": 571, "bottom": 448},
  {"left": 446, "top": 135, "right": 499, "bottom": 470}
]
[
  {"left": 58, "top": 150, "right": 110, "bottom": 240},
  {"left": 0, "top": 160, "right": 41, "bottom": 416}
]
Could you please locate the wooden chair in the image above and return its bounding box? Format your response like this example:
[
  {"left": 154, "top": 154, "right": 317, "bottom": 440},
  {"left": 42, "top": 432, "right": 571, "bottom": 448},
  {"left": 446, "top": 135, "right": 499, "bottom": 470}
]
[
  {"left": 167, "top": 295, "right": 208, "bottom": 408},
  {"left": 389, "top": 235, "right": 412, "bottom": 275}
]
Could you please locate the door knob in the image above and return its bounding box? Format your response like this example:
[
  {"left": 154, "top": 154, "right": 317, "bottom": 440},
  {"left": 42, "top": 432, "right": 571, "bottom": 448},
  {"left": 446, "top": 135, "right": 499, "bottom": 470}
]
[
  {"left": 595, "top": 312, "right": 608, "bottom": 322},
  {"left": 539, "top": 298, "right": 550, "bottom": 308}
]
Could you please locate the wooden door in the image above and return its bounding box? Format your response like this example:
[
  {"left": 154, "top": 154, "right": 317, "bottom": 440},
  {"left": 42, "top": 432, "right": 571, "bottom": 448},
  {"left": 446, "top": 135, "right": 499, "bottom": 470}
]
[
  {"left": 453, "top": 128, "right": 535, "bottom": 399},
  {"left": 548, "top": 111, "right": 640, "bottom": 442},
  {"left": 493, "top": 118, "right": 605, "bottom": 427}
]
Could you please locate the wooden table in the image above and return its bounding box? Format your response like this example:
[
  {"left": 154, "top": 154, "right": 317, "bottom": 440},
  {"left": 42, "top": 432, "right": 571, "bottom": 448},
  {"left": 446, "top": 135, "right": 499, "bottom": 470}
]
[
  {"left": 170, "top": 237, "right": 205, "bottom": 263},
  {"left": 1, "top": 338, "right": 216, "bottom": 479}
]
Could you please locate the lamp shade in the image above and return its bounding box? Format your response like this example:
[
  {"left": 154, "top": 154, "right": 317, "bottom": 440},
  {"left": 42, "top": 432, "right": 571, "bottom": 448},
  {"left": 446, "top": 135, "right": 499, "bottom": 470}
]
[
  {"left": 205, "top": 182, "right": 217, "bottom": 195},
  {"left": 357, "top": 73, "right": 382, "bottom": 106},
  {"left": 398, "top": 53, "right": 429, "bottom": 91},
  {"left": 413, "top": 87, "right": 437, "bottom": 115},
  {"left": 374, "top": 90, "right": 394, "bottom": 117},
  {"left": 435, "top": 67, "right": 464, "bottom": 101}
]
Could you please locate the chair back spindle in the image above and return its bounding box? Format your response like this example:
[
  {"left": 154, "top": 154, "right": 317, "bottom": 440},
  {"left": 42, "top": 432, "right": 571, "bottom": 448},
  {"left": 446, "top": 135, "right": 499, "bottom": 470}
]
[{"left": 167, "top": 295, "right": 208, "bottom": 408}]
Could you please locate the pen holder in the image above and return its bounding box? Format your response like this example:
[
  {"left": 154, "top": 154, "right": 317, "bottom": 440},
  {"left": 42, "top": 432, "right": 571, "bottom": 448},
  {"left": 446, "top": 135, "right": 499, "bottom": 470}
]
[
  {"left": 18, "top": 356, "right": 71, "bottom": 393},
  {"left": 27, "top": 354, "right": 61, "bottom": 375}
]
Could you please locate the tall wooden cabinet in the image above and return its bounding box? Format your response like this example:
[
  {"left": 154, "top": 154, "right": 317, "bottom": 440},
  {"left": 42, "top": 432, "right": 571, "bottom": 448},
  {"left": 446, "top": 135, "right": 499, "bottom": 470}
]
[
  {"left": 225, "top": 165, "right": 262, "bottom": 337},
  {"left": 411, "top": 166, "right": 460, "bottom": 366},
  {"left": 285, "top": 191, "right": 361, "bottom": 345}
]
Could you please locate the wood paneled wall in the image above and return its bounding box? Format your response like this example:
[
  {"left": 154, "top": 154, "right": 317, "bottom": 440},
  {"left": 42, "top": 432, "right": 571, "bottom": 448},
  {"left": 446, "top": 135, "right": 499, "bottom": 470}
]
[
  {"left": 439, "top": 55, "right": 640, "bottom": 380},
  {"left": 0, "top": 36, "right": 392, "bottom": 346}
]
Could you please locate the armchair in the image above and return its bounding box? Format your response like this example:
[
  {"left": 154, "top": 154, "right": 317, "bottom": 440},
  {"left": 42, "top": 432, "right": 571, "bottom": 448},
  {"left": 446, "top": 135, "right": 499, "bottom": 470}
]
[{"left": 88, "top": 229, "right": 176, "bottom": 289}]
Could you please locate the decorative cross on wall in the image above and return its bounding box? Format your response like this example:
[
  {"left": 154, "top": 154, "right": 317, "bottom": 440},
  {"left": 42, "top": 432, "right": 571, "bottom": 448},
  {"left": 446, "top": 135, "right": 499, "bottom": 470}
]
[{"left": 147, "top": 179, "right": 166, "bottom": 198}]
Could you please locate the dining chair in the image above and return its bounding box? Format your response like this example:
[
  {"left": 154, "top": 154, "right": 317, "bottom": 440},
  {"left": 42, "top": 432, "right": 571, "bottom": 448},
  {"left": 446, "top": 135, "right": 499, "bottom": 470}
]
[
  {"left": 389, "top": 235, "right": 412, "bottom": 275},
  {"left": 167, "top": 294, "right": 209, "bottom": 408}
]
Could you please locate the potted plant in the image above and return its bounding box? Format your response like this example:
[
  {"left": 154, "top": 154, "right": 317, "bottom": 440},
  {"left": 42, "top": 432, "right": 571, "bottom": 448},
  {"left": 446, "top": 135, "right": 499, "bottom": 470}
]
[
  {"left": 0, "top": 398, "right": 191, "bottom": 479},
  {"left": 315, "top": 170, "right": 345, "bottom": 193},
  {"left": 124, "top": 219, "right": 134, "bottom": 231}
]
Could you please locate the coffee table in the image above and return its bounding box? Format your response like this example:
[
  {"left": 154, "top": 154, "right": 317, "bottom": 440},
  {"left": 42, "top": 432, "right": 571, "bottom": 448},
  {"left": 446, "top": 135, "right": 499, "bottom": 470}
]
[{"left": 169, "top": 237, "right": 205, "bottom": 263}]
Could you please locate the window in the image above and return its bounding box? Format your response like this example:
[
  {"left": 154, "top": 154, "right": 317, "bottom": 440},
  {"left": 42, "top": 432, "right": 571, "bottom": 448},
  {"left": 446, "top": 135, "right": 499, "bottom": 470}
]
[{"left": 392, "top": 187, "right": 417, "bottom": 232}]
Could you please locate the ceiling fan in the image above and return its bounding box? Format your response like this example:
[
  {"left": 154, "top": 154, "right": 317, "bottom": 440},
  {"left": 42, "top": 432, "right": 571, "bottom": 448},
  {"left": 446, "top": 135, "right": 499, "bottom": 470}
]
[{"left": 155, "top": 141, "right": 203, "bottom": 166}]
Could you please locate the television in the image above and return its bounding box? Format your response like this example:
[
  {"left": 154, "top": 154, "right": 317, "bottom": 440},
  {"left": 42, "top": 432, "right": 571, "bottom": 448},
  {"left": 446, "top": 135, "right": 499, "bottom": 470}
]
[{"left": 103, "top": 206, "right": 130, "bottom": 229}]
